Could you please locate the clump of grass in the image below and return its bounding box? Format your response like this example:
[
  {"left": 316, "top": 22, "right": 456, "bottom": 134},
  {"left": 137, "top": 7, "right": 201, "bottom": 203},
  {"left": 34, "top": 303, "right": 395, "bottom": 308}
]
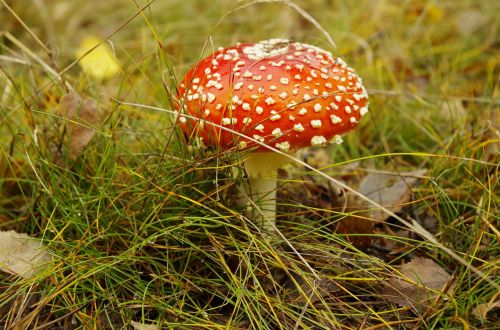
[{"left": 1, "top": 0, "right": 498, "bottom": 328}]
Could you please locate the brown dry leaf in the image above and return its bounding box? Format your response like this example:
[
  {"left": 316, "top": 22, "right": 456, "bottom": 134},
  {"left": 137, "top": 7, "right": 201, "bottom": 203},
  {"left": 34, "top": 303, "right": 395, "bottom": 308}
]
[
  {"left": 472, "top": 300, "right": 500, "bottom": 321},
  {"left": 358, "top": 169, "right": 427, "bottom": 221},
  {"left": 334, "top": 192, "right": 374, "bottom": 248},
  {"left": 382, "top": 257, "right": 453, "bottom": 311},
  {"left": 130, "top": 321, "right": 160, "bottom": 330},
  {"left": 0, "top": 230, "right": 51, "bottom": 279},
  {"left": 57, "top": 92, "right": 102, "bottom": 159}
]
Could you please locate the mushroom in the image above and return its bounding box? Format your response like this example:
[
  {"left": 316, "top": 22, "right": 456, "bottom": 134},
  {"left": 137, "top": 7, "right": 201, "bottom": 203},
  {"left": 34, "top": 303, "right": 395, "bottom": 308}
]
[{"left": 177, "top": 39, "right": 368, "bottom": 233}]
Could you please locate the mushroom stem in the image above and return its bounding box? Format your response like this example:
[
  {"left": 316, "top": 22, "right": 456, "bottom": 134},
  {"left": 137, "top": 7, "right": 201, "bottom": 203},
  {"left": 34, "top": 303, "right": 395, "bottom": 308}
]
[{"left": 242, "top": 152, "right": 290, "bottom": 233}]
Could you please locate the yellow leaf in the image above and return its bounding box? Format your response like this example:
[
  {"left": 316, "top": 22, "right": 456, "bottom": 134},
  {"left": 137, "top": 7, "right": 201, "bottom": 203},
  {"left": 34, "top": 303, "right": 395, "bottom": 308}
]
[
  {"left": 76, "top": 36, "right": 120, "bottom": 80},
  {"left": 426, "top": 3, "right": 443, "bottom": 22}
]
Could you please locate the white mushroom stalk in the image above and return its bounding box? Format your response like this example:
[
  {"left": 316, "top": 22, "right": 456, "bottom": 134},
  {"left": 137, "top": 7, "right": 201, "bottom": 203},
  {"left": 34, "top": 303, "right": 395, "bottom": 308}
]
[
  {"left": 176, "top": 39, "right": 368, "bottom": 234},
  {"left": 241, "top": 152, "right": 290, "bottom": 232}
]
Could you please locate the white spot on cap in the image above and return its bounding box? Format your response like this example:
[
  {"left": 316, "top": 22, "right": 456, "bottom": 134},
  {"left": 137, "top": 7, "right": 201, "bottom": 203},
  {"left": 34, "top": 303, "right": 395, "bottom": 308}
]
[
  {"left": 279, "top": 92, "right": 288, "bottom": 99},
  {"left": 267, "top": 74, "right": 273, "bottom": 81},
  {"left": 255, "top": 124, "right": 265, "bottom": 132},
  {"left": 314, "top": 103, "right": 322, "bottom": 112},
  {"left": 253, "top": 134, "right": 264, "bottom": 142},
  {"left": 335, "top": 95, "right": 342, "bottom": 102},
  {"left": 222, "top": 117, "right": 237, "bottom": 125},
  {"left": 272, "top": 128, "right": 283, "bottom": 138},
  {"left": 256, "top": 106, "right": 264, "bottom": 114},
  {"left": 234, "top": 82, "right": 244, "bottom": 90},
  {"left": 265, "top": 97, "right": 276, "bottom": 105},
  {"left": 337, "top": 85, "right": 347, "bottom": 92},
  {"left": 280, "top": 78, "right": 289, "bottom": 85},
  {"left": 269, "top": 85, "right": 278, "bottom": 91},
  {"left": 259, "top": 65, "right": 266, "bottom": 71},
  {"left": 193, "top": 78, "right": 200, "bottom": 84},
  {"left": 242, "top": 71, "right": 253, "bottom": 78},
  {"left": 243, "top": 117, "right": 252, "bottom": 125},
  {"left": 345, "top": 106, "right": 352, "bottom": 114},
  {"left": 242, "top": 103, "right": 251, "bottom": 111},
  {"left": 270, "top": 111, "right": 281, "bottom": 121},
  {"left": 350, "top": 117, "right": 357, "bottom": 123},
  {"left": 330, "top": 102, "right": 339, "bottom": 110},
  {"left": 275, "top": 141, "right": 290, "bottom": 152},
  {"left": 303, "top": 94, "right": 311, "bottom": 101},
  {"left": 311, "top": 135, "right": 327, "bottom": 146},
  {"left": 360, "top": 107, "right": 369, "bottom": 116},
  {"left": 330, "top": 115, "right": 342, "bottom": 124},
  {"left": 295, "top": 64, "right": 304, "bottom": 71},
  {"left": 311, "top": 119, "right": 322, "bottom": 128},
  {"left": 331, "top": 135, "right": 343, "bottom": 144},
  {"left": 204, "top": 109, "right": 210, "bottom": 116},
  {"left": 207, "top": 93, "right": 216, "bottom": 103},
  {"left": 293, "top": 123, "right": 305, "bottom": 132},
  {"left": 298, "top": 108, "right": 307, "bottom": 115}
]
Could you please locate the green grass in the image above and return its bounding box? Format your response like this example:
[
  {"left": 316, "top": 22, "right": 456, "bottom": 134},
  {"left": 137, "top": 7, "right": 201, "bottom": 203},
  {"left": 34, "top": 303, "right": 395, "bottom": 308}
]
[{"left": 1, "top": 0, "right": 499, "bottom": 328}]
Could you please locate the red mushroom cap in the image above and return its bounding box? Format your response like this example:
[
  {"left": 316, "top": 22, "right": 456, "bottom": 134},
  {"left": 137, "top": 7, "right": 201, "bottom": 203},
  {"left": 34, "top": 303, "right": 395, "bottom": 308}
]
[{"left": 177, "top": 39, "right": 368, "bottom": 152}]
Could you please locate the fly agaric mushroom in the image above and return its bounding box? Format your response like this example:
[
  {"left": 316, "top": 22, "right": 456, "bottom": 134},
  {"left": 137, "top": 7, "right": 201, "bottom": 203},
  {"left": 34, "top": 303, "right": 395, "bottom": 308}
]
[{"left": 177, "top": 39, "right": 368, "bottom": 233}]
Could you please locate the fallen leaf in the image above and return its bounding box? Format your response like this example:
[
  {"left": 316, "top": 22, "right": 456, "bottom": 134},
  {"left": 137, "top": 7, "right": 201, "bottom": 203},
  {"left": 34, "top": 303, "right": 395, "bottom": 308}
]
[
  {"left": 57, "top": 92, "right": 102, "bottom": 159},
  {"left": 76, "top": 36, "right": 120, "bottom": 80},
  {"left": 472, "top": 300, "right": 500, "bottom": 321},
  {"left": 334, "top": 192, "right": 374, "bottom": 248},
  {"left": 382, "top": 257, "right": 453, "bottom": 311},
  {"left": 358, "top": 169, "right": 427, "bottom": 221},
  {"left": 130, "top": 321, "right": 160, "bottom": 330},
  {"left": 0, "top": 230, "right": 51, "bottom": 279}
]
